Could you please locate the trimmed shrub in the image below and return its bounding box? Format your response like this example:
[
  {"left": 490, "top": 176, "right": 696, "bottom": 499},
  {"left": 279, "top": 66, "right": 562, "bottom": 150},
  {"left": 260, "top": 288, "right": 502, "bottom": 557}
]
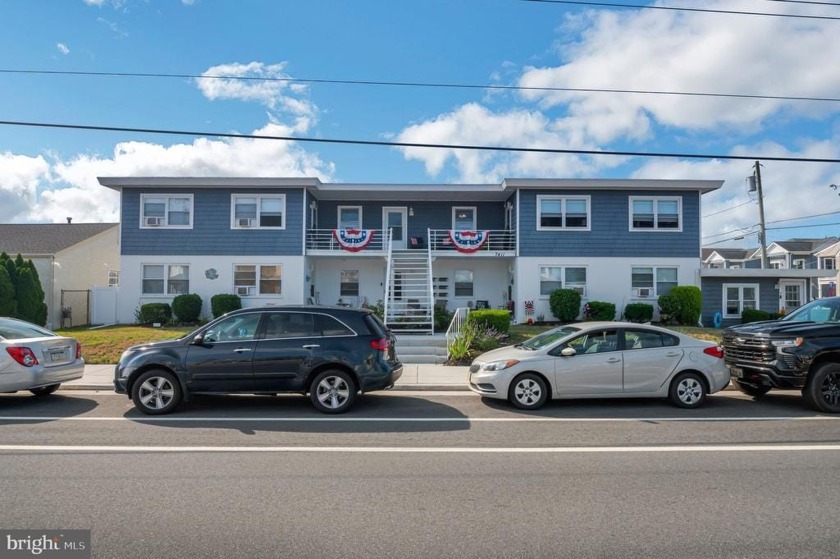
[
  {"left": 549, "top": 289, "right": 582, "bottom": 322},
  {"left": 211, "top": 294, "right": 242, "bottom": 318},
  {"left": 623, "top": 303, "right": 653, "bottom": 323},
  {"left": 16, "top": 268, "right": 45, "bottom": 325},
  {"left": 584, "top": 301, "right": 616, "bottom": 321},
  {"left": 658, "top": 293, "right": 681, "bottom": 325},
  {"left": 172, "top": 293, "right": 203, "bottom": 323},
  {"left": 434, "top": 304, "right": 454, "bottom": 333},
  {"left": 0, "top": 266, "right": 15, "bottom": 317},
  {"left": 466, "top": 309, "right": 511, "bottom": 333},
  {"left": 670, "top": 286, "right": 703, "bottom": 326},
  {"left": 138, "top": 303, "right": 172, "bottom": 325},
  {"left": 741, "top": 308, "right": 779, "bottom": 324}
]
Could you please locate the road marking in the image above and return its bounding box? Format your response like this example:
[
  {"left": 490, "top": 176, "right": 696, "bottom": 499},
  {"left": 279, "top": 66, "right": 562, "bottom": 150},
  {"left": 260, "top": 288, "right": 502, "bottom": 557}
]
[
  {"left": 0, "top": 415, "right": 837, "bottom": 422},
  {"left": 1, "top": 444, "right": 839, "bottom": 454}
]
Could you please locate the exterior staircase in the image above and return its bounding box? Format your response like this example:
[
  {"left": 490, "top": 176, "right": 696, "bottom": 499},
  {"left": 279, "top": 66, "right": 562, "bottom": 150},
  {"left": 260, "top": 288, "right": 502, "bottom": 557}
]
[
  {"left": 394, "top": 334, "right": 448, "bottom": 364},
  {"left": 385, "top": 248, "right": 433, "bottom": 333}
]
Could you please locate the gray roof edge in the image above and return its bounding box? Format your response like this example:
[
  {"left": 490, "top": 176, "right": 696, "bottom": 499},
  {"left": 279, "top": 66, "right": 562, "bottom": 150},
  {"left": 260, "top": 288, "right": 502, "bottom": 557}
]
[
  {"left": 502, "top": 178, "right": 724, "bottom": 193},
  {"left": 98, "top": 177, "right": 322, "bottom": 190}
]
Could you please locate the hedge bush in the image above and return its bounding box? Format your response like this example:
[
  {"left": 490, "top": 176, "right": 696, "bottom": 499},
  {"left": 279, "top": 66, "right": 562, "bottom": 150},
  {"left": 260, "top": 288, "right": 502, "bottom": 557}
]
[
  {"left": 138, "top": 303, "right": 172, "bottom": 325},
  {"left": 211, "top": 294, "right": 242, "bottom": 318},
  {"left": 670, "top": 286, "right": 703, "bottom": 326},
  {"left": 549, "top": 289, "right": 581, "bottom": 322},
  {"left": 466, "top": 309, "right": 510, "bottom": 333},
  {"left": 658, "top": 293, "right": 681, "bottom": 325},
  {"left": 585, "top": 301, "right": 616, "bottom": 321},
  {"left": 742, "top": 308, "right": 780, "bottom": 324},
  {"left": 623, "top": 303, "right": 653, "bottom": 323},
  {"left": 434, "top": 304, "right": 454, "bottom": 333},
  {"left": 172, "top": 293, "right": 203, "bottom": 323}
]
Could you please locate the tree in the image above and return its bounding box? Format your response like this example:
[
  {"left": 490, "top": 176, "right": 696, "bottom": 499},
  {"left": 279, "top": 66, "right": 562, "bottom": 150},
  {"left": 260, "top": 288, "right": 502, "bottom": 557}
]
[
  {"left": 23, "top": 259, "right": 47, "bottom": 325},
  {"left": 16, "top": 268, "right": 45, "bottom": 325},
  {"left": 0, "top": 266, "right": 16, "bottom": 317},
  {"left": 4, "top": 259, "right": 19, "bottom": 317}
]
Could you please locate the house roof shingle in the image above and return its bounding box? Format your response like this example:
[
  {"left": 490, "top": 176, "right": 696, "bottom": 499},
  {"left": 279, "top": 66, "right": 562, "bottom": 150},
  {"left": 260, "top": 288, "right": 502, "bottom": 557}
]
[
  {"left": 0, "top": 223, "right": 118, "bottom": 256},
  {"left": 774, "top": 237, "right": 839, "bottom": 253}
]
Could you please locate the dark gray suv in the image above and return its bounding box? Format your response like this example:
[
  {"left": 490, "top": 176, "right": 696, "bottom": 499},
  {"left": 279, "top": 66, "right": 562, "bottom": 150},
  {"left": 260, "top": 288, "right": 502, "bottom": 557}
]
[{"left": 114, "top": 306, "right": 402, "bottom": 415}]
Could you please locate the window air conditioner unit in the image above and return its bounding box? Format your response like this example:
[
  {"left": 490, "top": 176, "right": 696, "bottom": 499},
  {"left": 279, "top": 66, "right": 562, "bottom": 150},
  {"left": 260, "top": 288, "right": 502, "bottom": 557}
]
[
  {"left": 236, "top": 286, "right": 255, "bottom": 296},
  {"left": 144, "top": 216, "right": 163, "bottom": 226},
  {"left": 238, "top": 218, "right": 256, "bottom": 227},
  {"left": 635, "top": 288, "right": 652, "bottom": 298}
]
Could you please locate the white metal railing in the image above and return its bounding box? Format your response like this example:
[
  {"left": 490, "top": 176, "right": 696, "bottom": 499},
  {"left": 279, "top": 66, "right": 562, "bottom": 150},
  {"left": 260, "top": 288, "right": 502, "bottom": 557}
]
[
  {"left": 428, "top": 229, "right": 516, "bottom": 253},
  {"left": 427, "top": 228, "right": 435, "bottom": 327},
  {"left": 306, "top": 228, "right": 388, "bottom": 251},
  {"left": 383, "top": 229, "right": 394, "bottom": 325},
  {"left": 445, "top": 307, "right": 470, "bottom": 356}
]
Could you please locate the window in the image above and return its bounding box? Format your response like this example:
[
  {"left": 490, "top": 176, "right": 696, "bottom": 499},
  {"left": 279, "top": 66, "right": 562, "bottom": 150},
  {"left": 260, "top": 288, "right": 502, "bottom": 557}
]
[
  {"left": 769, "top": 260, "right": 785, "bottom": 269},
  {"left": 142, "top": 264, "right": 189, "bottom": 295},
  {"left": 452, "top": 207, "right": 476, "bottom": 230},
  {"left": 724, "top": 284, "right": 759, "bottom": 318},
  {"left": 338, "top": 206, "right": 362, "bottom": 229},
  {"left": 820, "top": 257, "right": 836, "bottom": 270},
  {"left": 263, "top": 312, "right": 317, "bottom": 338},
  {"left": 321, "top": 315, "right": 355, "bottom": 337},
  {"left": 340, "top": 269, "right": 359, "bottom": 297},
  {"left": 792, "top": 258, "right": 805, "bottom": 270},
  {"left": 140, "top": 194, "right": 193, "bottom": 228},
  {"left": 232, "top": 194, "right": 285, "bottom": 229},
  {"left": 454, "top": 270, "right": 474, "bottom": 297},
  {"left": 537, "top": 196, "right": 590, "bottom": 230},
  {"left": 234, "top": 265, "right": 282, "bottom": 296},
  {"left": 632, "top": 267, "right": 677, "bottom": 298},
  {"left": 539, "top": 266, "right": 587, "bottom": 296},
  {"left": 203, "top": 313, "right": 262, "bottom": 343},
  {"left": 108, "top": 270, "right": 120, "bottom": 288},
  {"left": 629, "top": 197, "right": 681, "bottom": 231},
  {"left": 565, "top": 329, "right": 619, "bottom": 354},
  {"left": 624, "top": 329, "right": 679, "bottom": 350}
]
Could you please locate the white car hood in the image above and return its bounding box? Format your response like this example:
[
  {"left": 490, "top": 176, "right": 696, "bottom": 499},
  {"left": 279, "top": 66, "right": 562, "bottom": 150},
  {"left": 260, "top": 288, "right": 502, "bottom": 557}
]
[{"left": 474, "top": 345, "right": 540, "bottom": 364}]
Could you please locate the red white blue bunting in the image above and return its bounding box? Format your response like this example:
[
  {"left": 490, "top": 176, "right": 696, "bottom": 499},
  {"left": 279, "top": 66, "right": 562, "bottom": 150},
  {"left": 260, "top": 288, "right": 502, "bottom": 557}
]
[
  {"left": 333, "top": 229, "right": 375, "bottom": 252},
  {"left": 448, "top": 230, "right": 490, "bottom": 253}
]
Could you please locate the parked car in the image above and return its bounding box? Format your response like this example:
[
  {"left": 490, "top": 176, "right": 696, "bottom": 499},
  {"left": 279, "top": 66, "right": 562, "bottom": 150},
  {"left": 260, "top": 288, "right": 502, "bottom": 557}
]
[
  {"left": 0, "top": 317, "right": 84, "bottom": 395},
  {"left": 469, "top": 321, "right": 728, "bottom": 410},
  {"left": 115, "top": 306, "right": 402, "bottom": 415}
]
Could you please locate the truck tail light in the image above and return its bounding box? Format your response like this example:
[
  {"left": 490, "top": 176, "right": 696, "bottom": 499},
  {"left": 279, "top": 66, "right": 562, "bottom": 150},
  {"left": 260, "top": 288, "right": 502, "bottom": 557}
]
[
  {"left": 703, "top": 346, "right": 724, "bottom": 359},
  {"left": 6, "top": 347, "right": 39, "bottom": 367},
  {"left": 370, "top": 338, "right": 390, "bottom": 351}
]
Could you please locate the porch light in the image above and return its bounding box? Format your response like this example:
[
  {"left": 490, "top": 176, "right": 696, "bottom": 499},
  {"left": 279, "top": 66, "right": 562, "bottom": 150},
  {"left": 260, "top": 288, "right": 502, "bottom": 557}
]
[{"left": 409, "top": 207, "right": 414, "bottom": 216}]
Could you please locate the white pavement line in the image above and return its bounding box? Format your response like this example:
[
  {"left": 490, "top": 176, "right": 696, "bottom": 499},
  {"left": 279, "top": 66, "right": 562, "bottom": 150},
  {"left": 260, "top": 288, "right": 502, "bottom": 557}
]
[
  {"left": 0, "top": 415, "right": 837, "bottom": 422},
  {"left": 1, "top": 444, "right": 840, "bottom": 454}
]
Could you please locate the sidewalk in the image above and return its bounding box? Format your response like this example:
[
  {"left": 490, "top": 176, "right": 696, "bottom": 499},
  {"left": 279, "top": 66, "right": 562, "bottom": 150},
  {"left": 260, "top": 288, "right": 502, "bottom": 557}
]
[{"left": 61, "top": 363, "right": 472, "bottom": 391}]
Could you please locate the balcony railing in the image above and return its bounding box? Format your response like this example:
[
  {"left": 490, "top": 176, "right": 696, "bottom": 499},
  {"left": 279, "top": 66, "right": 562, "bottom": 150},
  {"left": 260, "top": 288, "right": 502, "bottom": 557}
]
[
  {"left": 306, "top": 229, "right": 388, "bottom": 252},
  {"left": 428, "top": 229, "right": 516, "bottom": 254}
]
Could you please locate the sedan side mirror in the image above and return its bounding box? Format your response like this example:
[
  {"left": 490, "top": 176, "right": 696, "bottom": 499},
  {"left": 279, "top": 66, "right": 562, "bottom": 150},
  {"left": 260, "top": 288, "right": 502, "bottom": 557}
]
[{"left": 560, "top": 347, "right": 576, "bottom": 357}]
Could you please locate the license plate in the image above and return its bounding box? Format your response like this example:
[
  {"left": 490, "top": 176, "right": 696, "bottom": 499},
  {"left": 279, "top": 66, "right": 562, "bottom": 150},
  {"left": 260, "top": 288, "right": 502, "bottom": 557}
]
[
  {"left": 729, "top": 366, "right": 743, "bottom": 379},
  {"left": 48, "top": 351, "right": 66, "bottom": 363}
]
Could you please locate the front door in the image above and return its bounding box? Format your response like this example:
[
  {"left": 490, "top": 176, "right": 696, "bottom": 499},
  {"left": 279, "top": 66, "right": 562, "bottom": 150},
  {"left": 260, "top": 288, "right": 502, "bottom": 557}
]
[
  {"left": 780, "top": 280, "right": 806, "bottom": 314},
  {"left": 383, "top": 207, "right": 408, "bottom": 250}
]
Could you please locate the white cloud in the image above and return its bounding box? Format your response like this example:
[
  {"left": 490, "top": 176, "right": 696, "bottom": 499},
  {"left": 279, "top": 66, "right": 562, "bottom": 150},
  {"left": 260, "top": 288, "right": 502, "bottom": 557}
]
[
  {"left": 56, "top": 43, "right": 70, "bottom": 55},
  {"left": 83, "top": 0, "right": 107, "bottom": 5},
  {"left": 0, "top": 153, "right": 51, "bottom": 223},
  {"left": 96, "top": 17, "right": 128, "bottom": 38}
]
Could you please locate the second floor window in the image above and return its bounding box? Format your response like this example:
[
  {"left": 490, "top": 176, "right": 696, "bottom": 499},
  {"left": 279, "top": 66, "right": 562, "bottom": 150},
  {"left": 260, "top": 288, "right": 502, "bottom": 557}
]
[
  {"left": 232, "top": 195, "right": 285, "bottom": 229},
  {"left": 338, "top": 206, "right": 362, "bottom": 229},
  {"left": 142, "top": 264, "right": 189, "bottom": 295},
  {"left": 821, "top": 257, "right": 836, "bottom": 270},
  {"left": 630, "top": 197, "right": 681, "bottom": 231},
  {"left": 234, "top": 265, "right": 282, "bottom": 296},
  {"left": 537, "top": 196, "right": 590, "bottom": 230},
  {"left": 141, "top": 194, "right": 192, "bottom": 228},
  {"left": 452, "top": 207, "right": 476, "bottom": 230}
]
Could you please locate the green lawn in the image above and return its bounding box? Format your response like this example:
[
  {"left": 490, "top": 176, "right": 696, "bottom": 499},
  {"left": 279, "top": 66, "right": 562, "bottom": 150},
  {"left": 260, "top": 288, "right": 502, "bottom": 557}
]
[{"left": 56, "top": 325, "right": 194, "bottom": 364}]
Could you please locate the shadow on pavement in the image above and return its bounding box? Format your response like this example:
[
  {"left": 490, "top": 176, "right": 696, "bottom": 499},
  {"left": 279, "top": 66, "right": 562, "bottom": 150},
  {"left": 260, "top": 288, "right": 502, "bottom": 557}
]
[{"left": 0, "top": 393, "right": 99, "bottom": 424}]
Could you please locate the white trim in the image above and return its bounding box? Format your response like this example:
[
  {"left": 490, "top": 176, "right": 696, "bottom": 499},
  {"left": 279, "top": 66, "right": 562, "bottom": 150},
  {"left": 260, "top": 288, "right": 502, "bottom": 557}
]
[
  {"left": 140, "top": 193, "right": 194, "bottom": 229},
  {"left": 337, "top": 205, "right": 363, "bottom": 229},
  {"left": 230, "top": 193, "right": 286, "bottom": 230},
  {"left": 722, "top": 283, "right": 760, "bottom": 319},
  {"left": 536, "top": 195, "right": 591, "bottom": 231},
  {"left": 820, "top": 256, "right": 836, "bottom": 270},
  {"left": 779, "top": 279, "right": 806, "bottom": 312},
  {"left": 451, "top": 206, "right": 477, "bottom": 230},
  {"left": 382, "top": 206, "right": 408, "bottom": 250},
  {"left": 628, "top": 196, "right": 682, "bottom": 232}
]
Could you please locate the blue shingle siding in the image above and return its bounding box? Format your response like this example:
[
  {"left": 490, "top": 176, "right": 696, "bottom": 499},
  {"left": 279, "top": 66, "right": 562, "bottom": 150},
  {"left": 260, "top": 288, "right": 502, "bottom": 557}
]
[
  {"left": 121, "top": 188, "right": 305, "bottom": 256},
  {"left": 518, "top": 189, "right": 700, "bottom": 258},
  {"left": 701, "top": 277, "right": 779, "bottom": 328}
]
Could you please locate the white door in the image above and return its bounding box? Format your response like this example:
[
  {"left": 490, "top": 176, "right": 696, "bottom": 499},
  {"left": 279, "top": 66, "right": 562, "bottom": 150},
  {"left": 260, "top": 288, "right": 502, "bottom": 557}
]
[
  {"left": 780, "top": 280, "right": 805, "bottom": 314},
  {"left": 383, "top": 207, "right": 408, "bottom": 250}
]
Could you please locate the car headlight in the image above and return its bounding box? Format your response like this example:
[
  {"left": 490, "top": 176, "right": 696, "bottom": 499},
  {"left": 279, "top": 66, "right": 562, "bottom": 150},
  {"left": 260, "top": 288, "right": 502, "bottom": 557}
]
[
  {"left": 772, "top": 338, "right": 803, "bottom": 348},
  {"left": 481, "top": 359, "right": 520, "bottom": 372}
]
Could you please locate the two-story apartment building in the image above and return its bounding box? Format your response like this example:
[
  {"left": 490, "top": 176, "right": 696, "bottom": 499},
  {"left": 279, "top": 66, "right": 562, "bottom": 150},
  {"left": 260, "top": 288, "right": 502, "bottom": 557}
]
[{"left": 98, "top": 177, "right": 723, "bottom": 331}]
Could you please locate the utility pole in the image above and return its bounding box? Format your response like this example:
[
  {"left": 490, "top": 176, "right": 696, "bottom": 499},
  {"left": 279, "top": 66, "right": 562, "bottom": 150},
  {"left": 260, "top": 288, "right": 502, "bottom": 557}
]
[{"left": 755, "top": 161, "right": 768, "bottom": 269}]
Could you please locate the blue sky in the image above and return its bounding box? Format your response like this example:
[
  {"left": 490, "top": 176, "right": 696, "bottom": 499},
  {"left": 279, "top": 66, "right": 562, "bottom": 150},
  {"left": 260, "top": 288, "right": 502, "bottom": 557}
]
[{"left": 2, "top": 0, "right": 840, "bottom": 249}]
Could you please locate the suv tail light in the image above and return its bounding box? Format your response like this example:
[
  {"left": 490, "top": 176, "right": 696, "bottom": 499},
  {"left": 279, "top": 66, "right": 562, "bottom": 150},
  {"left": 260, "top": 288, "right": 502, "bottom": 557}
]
[
  {"left": 75, "top": 341, "right": 82, "bottom": 360},
  {"left": 370, "top": 338, "right": 390, "bottom": 351},
  {"left": 6, "top": 347, "right": 39, "bottom": 367},
  {"left": 703, "top": 346, "right": 724, "bottom": 359}
]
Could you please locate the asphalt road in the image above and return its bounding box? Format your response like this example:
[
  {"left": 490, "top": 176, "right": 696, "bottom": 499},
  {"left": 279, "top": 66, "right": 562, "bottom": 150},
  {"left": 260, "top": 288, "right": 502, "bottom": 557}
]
[{"left": 1, "top": 391, "right": 840, "bottom": 559}]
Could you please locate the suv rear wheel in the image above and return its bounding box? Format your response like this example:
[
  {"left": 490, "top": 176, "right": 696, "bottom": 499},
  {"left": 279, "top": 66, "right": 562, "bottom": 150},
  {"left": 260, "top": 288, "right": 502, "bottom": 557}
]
[
  {"left": 803, "top": 362, "right": 840, "bottom": 413},
  {"left": 310, "top": 370, "right": 356, "bottom": 414}
]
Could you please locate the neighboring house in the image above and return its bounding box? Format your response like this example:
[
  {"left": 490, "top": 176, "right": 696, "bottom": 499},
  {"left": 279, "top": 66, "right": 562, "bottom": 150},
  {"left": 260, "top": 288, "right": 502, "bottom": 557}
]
[
  {"left": 98, "top": 177, "right": 722, "bottom": 331},
  {"left": 0, "top": 223, "right": 120, "bottom": 329},
  {"left": 700, "top": 237, "right": 838, "bottom": 327},
  {"left": 814, "top": 239, "right": 840, "bottom": 298}
]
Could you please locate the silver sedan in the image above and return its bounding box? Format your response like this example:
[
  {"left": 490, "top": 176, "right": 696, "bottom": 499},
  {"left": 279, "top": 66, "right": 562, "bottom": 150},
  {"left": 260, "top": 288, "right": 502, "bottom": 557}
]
[
  {"left": 469, "top": 321, "right": 729, "bottom": 410},
  {"left": 0, "top": 317, "right": 84, "bottom": 395}
]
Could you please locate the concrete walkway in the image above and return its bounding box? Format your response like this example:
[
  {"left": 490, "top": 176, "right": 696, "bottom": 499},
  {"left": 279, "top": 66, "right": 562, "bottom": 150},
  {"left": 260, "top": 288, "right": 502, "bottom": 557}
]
[{"left": 62, "top": 363, "right": 472, "bottom": 391}]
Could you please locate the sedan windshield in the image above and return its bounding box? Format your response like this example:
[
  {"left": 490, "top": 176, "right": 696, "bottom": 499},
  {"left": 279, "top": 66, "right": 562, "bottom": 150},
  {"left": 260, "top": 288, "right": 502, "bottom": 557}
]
[
  {"left": 0, "top": 319, "right": 56, "bottom": 340},
  {"left": 781, "top": 298, "right": 840, "bottom": 323},
  {"left": 520, "top": 326, "right": 580, "bottom": 350}
]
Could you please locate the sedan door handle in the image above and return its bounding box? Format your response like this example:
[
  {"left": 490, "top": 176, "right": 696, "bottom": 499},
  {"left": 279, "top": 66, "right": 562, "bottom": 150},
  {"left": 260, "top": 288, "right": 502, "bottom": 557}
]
[
  {"left": 666, "top": 352, "right": 681, "bottom": 357},
  {"left": 606, "top": 358, "right": 621, "bottom": 364},
  {"left": 233, "top": 348, "right": 252, "bottom": 354},
  {"left": 302, "top": 344, "right": 320, "bottom": 349}
]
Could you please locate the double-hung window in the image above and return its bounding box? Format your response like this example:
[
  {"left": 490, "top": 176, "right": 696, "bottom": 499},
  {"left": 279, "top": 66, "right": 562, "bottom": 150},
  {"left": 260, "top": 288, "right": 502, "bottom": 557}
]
[
  {"left": 537, "top": 196, "right": 590, "bottom": 230},
  {"left": 234, "top": 265, "right": 282, "bottom": 297},
  {"left": 539, "top": 266, "right": 587, "bottom": 297},
  {"left": 454, "top": 270, "right": 474, "bottom": 297},
  {"left": 821, "top": 257, "right": 836, "bottom": 270},
  {"left": 141, "top": 194, "right": 193, "bottom": 228},
  {"left": 340, "top": 270, "right": 360, "bottom": 297},
  {"left": 142, "top": 264, "right": 190, "bottom": 295},
  {"left": 232, "top": 195, "right": 285, "bottom": 229},
  {"left": 723, "top": 284, "right": 758, "bottom": 318},
  {"left": 632, "top": 267, "right": 677, "bottom": 298},
  {"left": 629, "top": 197, "right": 681, "bottom": 231}
]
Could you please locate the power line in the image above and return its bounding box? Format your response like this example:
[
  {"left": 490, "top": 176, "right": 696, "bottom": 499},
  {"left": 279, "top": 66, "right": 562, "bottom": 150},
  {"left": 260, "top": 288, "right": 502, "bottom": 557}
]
[
  {"left": 704, "top": 231, "right": 759, "bottom": 246},
  {"left": 767, "top": 209, "right": 840, "bottom": 224},
  {"left": 702, "top": 197, "right": 762, "bottom": 218},
  {"left": 767, "top": 221, "right": 840, "bottom": 230},
  {"left": 703, "top": 225, "right": 758, "bottom": 240},
  {"left": 3, "top": 119, "right": 840, "bottom": 164},
  {"left": 765, "top": 0, "right": 840, "bottom": 6},
  {"left": 3, "top": 68, "right": 840, "bottom": 104},
  {"left": 523, "top": 0, "right": 840, "bottom": 21}
]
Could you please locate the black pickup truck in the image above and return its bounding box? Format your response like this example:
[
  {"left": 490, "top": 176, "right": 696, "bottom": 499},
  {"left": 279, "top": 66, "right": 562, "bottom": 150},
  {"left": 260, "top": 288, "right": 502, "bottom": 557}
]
[{"left": 721, "top": 297, "right": 840, "bottom": 413}]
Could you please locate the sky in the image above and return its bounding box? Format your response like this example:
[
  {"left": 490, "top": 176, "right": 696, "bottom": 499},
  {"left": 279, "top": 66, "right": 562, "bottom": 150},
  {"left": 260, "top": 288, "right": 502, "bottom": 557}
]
[{"left": 2, "top": 0, "right": 840, "bottom": 249}]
